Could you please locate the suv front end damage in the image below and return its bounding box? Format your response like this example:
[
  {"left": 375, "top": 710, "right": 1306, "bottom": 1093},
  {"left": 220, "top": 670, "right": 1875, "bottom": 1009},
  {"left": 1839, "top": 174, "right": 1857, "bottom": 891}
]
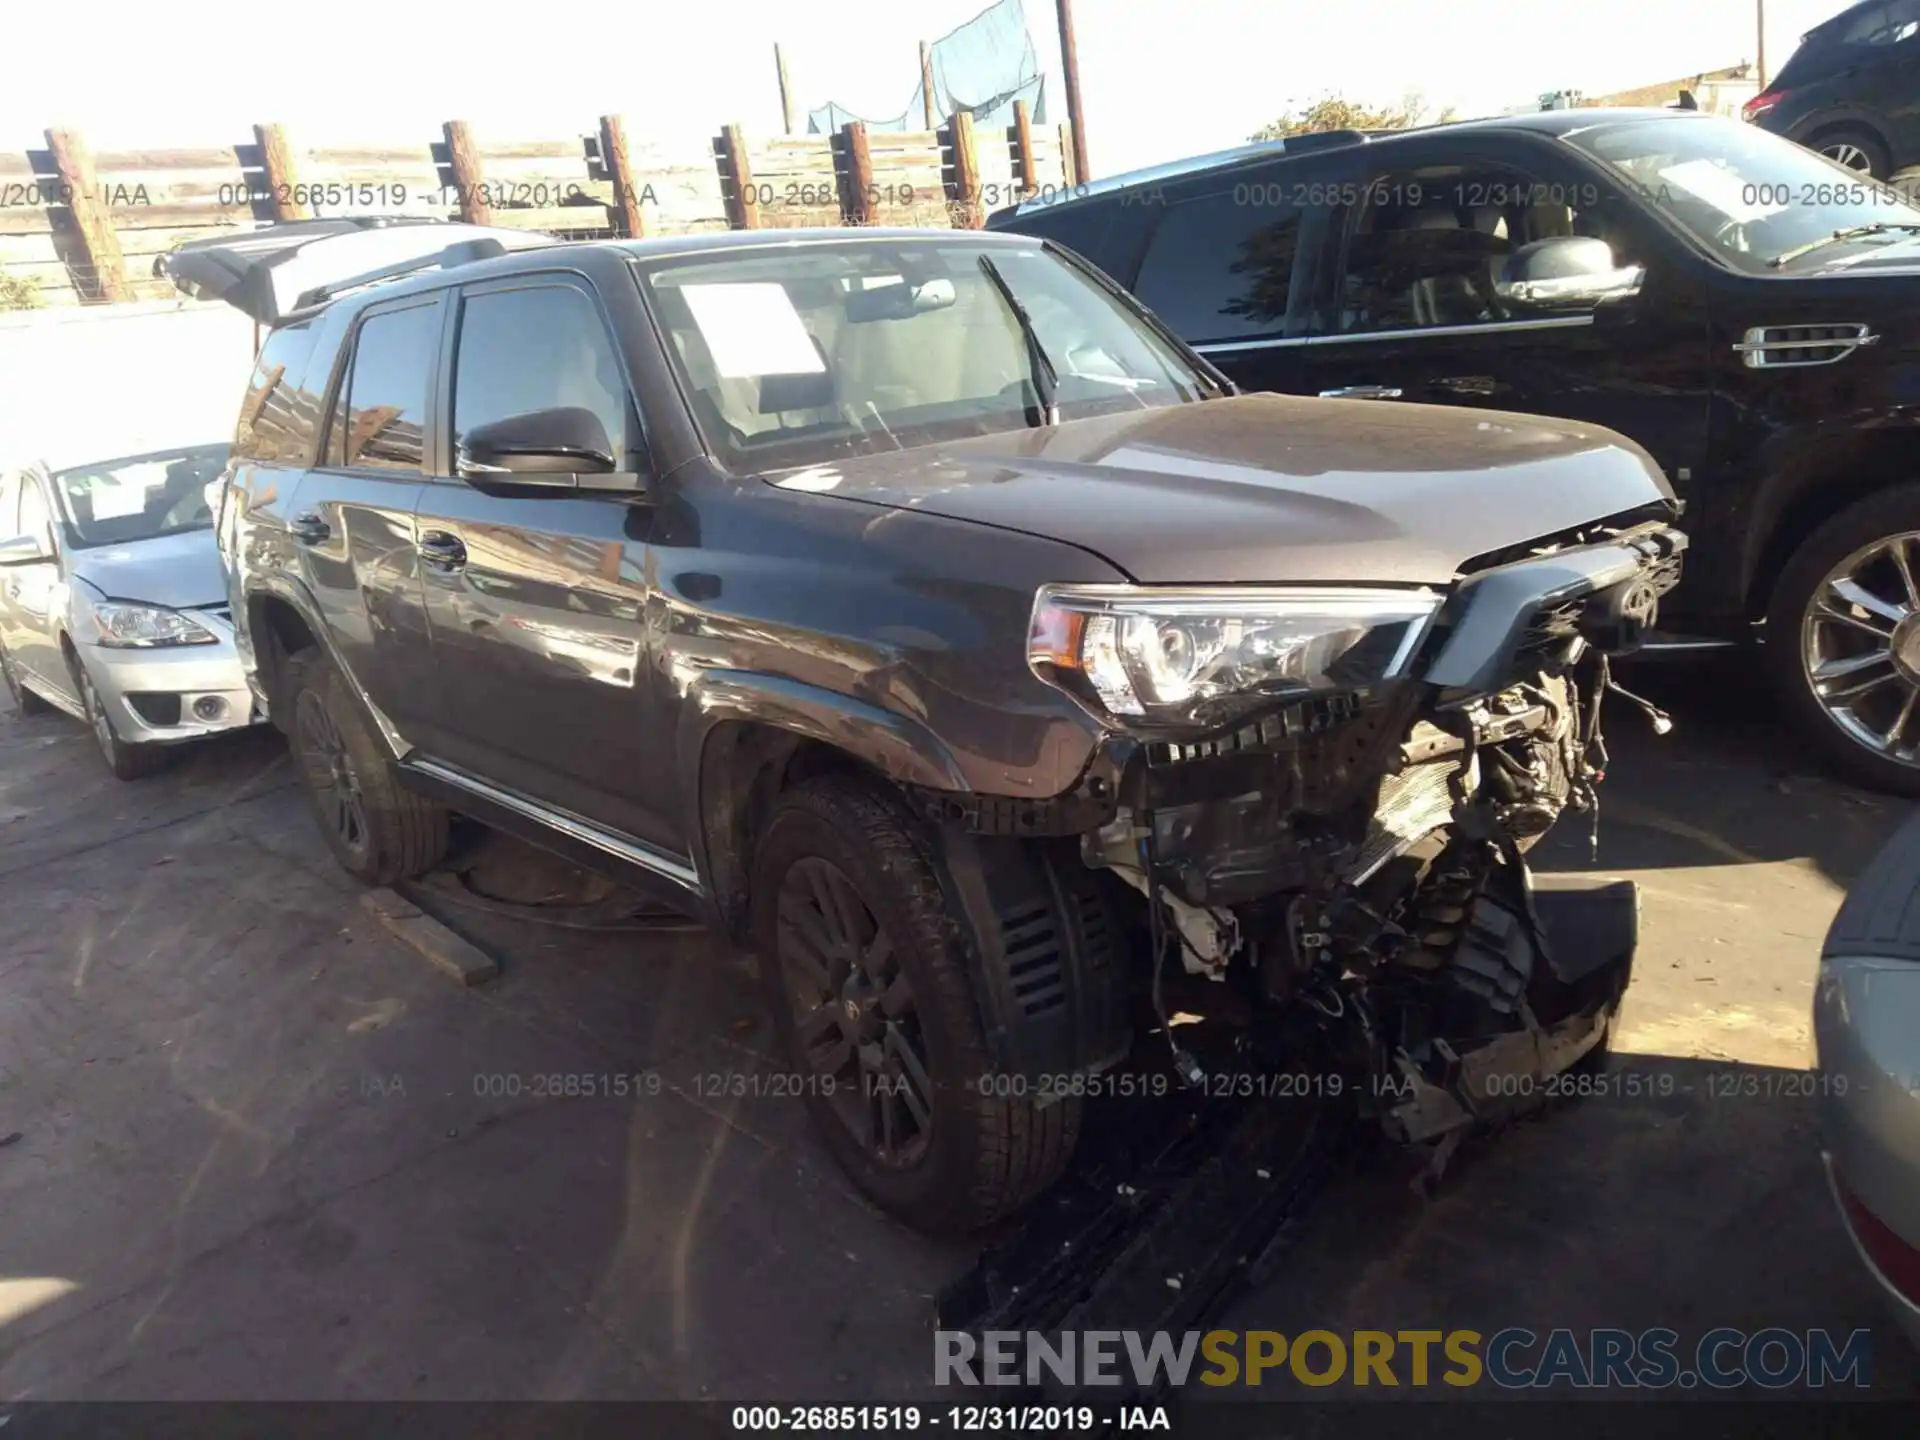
[{"left": 962, "top": 514, "right": 1685, "bottom": 1168}]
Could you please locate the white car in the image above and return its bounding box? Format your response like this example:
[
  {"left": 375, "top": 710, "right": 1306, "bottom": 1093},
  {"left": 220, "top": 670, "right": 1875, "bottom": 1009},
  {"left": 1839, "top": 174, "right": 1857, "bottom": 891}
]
[{"left": 0, "top": 444, "right": 262, "bottom": 778}]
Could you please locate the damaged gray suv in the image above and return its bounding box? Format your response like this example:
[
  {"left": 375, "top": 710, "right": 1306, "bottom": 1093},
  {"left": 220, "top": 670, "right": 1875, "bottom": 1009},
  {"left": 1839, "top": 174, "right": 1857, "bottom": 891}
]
[{"left": 177, "top": 219, "right": 1685, "bottom": 1234}]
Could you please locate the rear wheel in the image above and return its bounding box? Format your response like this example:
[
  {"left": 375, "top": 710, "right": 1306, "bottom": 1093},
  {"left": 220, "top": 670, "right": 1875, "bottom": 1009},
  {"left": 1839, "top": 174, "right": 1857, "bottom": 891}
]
[
  {"left": 1808, "top": 125, "right": 1891, "bottom": 179},
  {"left": 72, "top": 658, "right": 170, "bottom": 781},
  {"left": 1, "top": 646, "right": 50, "bottom": 716},
  {"left": 286, "top": 649, "right": 448, "bottom": 883},
  {"left": 1765, "top": 486, "right": 1920, "bottom": 796},
  {"left": 751, "top": 775, "right": 1080, "bottom": 1233}
]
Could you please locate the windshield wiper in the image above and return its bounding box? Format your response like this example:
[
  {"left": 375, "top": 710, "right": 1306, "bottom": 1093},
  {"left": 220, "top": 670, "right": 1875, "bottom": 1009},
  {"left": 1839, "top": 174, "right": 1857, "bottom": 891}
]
[
  {"left": 1768, "top": 222, "right": 1920, "bottom": 269},
  {"left": 976, "top": 255, "right": 1060, "bottom": 427}
]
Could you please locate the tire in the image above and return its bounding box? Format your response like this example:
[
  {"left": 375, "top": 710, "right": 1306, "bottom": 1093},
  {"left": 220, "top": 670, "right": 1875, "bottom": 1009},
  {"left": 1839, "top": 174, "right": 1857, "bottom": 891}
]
[
  {"left": 71, "top": 657, "right": 171, "bottom": 781},
  {"left": 1765, "top": 485, "right": 1920, "bottom": 796},
  {"left": 750, "top": 775, "right": 1080, "bottom": 1234},
  {"left": 285, "top": 648, "right": 448, "bottom": 884},
  {"left": 1808, "top": 125, "right": 1891, "bottom": 180},
  {"left": 1, "top": 646, "right": 50, "bottom": 716}
]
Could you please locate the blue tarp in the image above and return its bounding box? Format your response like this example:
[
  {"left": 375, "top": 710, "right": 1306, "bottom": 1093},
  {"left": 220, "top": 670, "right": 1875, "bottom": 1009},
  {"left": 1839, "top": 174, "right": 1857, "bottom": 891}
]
[{"left": 806, "top": 0, "right": 1050, "bottom": 134}]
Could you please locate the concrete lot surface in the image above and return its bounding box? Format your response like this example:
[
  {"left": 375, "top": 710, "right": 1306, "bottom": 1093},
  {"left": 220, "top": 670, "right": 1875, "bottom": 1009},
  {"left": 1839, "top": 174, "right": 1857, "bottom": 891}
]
[{"left": 0, "top": 653, "right": 1913, "bottom": 1404}]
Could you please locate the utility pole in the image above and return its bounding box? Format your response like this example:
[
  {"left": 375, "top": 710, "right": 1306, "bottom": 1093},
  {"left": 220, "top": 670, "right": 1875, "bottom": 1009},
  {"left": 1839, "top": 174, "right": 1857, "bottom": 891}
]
[
  {"left": 921, "top": 42, "right": 939, "bottom": 128},
  {"left": 1757, "top": 0, "right": 1767, "bottom": 88},
  {"left": 775, "top": 43, "right": 796, "bottom": 135},
  {"left": 1055, "top": 0, "right": 1091, "bottom": 181}
]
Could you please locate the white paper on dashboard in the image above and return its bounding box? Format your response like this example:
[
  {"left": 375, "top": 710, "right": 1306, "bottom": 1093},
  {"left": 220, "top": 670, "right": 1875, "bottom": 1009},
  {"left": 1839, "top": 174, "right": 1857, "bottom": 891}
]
[{"left": 679, "top": 283, "right": 826, "bottom": 378}]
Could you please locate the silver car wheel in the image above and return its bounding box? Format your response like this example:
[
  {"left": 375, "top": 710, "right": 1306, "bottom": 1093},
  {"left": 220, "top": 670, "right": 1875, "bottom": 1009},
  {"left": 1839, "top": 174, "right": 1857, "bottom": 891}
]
[
  {"left": 1802, "top": 531, "right": 1920, "bottom": 762},
  {"left": 1822, "top": 141, "right": 1873, "bottom": 172},
  {"left": 77, "top": 667, "right": 117, "bottom": 762}
]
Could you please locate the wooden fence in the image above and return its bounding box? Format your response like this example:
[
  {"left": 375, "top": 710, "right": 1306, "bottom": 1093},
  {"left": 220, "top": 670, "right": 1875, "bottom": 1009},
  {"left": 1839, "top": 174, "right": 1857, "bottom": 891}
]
[{"left": 0, "top": 108, "right": 1079, "bottom": 309}]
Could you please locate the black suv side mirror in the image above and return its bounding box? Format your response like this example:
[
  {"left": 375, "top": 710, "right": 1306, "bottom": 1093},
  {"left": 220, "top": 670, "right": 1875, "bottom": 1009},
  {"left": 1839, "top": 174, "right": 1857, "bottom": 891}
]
[
  {"left": 1496, "top": 237, "right": 1645, "bottom": 311},
  {"left": 456, "top": 408, "right": 649, "bottom": 496}
]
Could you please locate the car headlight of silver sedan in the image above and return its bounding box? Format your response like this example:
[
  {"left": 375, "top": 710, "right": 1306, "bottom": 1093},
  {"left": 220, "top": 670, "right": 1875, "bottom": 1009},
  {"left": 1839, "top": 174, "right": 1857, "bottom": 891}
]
[
  {"left": 1027, "top": 584, "right": 1441, "bottom": 731},
  {"left": 84, "top": 599, "right": 220, "bottom": 649}
]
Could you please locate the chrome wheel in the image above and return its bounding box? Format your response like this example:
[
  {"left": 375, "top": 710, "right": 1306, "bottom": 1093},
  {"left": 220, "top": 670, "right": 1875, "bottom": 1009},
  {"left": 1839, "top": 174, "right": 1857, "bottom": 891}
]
[
  {"left": 1802, "top": 532, "right": 1920, "bottom": 760},
  {"left": 776, "top": 856, "right": 933, "bottom": 1169},
  {"left": 1822, "top": 141, "right": 1873, "bottom": 172},
  {"left": 78, "top": 668, "right": 116, "bottom": 762},
  {"left": 296, "top": 688, "right": 370, "bottom": 859}
]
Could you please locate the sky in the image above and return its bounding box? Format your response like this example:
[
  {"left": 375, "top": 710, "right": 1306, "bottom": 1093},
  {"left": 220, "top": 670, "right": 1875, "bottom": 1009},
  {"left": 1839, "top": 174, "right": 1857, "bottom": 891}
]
[{"left": 0, "top": 0, "right": 1853, "bottom": 179}]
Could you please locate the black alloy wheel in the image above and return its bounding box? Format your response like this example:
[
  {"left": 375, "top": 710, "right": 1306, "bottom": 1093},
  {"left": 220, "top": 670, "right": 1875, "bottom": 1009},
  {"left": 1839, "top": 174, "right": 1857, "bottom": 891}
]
[
  {"left": 776, "top": 855, "right": 935, "bottom": 1168},
  {"left": 296, "top": 685, "right": 371, "bottom": 866}
]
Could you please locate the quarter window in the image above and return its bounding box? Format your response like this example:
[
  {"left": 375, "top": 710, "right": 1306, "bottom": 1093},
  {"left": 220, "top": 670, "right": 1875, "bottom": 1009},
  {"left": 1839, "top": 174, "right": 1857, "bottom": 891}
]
[
  {"left": 1133, "top": 187, "right": 1303, "bottom": 344},
  {"left": 451, "top": 285, "right": 631, "bottom": 463},
  {"left": 336, "top": 303, "right": 439, "bottom": 472},
  {"left": 232, "top": 319, "right": 324, "bottom": 464}
]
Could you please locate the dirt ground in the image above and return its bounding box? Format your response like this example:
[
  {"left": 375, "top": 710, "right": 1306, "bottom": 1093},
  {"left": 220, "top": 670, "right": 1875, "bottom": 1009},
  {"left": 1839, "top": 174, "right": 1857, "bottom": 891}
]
[{"left": 0, "top": 651, "right": 1913, "bottom": 1406}]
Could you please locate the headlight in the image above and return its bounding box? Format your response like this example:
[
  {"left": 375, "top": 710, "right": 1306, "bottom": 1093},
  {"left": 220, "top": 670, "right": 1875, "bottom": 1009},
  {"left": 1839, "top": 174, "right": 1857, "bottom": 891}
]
[
  {"left": 1027, "top": 585, "right": 1441, "bottom": 731},
  {"left": 88, "top": 600, "right": 219, "bottom": 649}
]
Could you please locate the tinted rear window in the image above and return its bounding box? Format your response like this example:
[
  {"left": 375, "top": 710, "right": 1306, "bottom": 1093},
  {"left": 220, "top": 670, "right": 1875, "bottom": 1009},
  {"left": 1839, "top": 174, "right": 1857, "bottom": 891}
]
[
  {"left": 336, "top": 302, "right": 439, "bottom": 472},
  {"left": 232, "top": 319, "right": 323, "bottom": 464},
  {"left": 1133, "top": 188, "right": 1303, "bottom": 345}
]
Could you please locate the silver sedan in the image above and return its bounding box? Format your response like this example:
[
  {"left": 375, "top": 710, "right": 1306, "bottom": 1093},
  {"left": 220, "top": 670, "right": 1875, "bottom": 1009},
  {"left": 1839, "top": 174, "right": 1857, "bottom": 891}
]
[
  {"left": 1816, "top": 809, "right": 1920, "bottom": 1349},
  {"left": 0, "top": 445, "right": 262, "bottom": 779}
]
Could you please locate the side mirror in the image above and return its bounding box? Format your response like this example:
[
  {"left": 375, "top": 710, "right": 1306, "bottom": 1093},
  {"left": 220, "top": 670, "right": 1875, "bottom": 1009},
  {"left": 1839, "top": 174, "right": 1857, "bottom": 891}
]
[
  {"left": 1496, "top": 236, "right": 1645, "bottom": 310},
  {"left": 0, "top": 532, "right": 50, "bottom": 566},
  {"left": 456, "top": 407, "right": 648, "bottom": 496}
]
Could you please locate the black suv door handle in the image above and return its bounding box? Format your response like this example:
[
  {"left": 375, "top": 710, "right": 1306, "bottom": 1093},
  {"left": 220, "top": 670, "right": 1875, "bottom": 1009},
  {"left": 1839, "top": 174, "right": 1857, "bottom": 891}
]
[
  {"left": 417, "top": 530, "right": 468, "bottom": 572},
  {"left": 289, "top": 512, "right": 330, "bottom": 546}
]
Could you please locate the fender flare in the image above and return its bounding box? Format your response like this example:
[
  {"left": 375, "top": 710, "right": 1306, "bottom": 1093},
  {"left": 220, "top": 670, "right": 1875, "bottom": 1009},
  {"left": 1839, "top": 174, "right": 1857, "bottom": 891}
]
[
  {"left": 677, "top": 668, "right": 972, "bottom": 935},
  {"left": 242, "top": 575, "right": 410, "bottom": 759}
]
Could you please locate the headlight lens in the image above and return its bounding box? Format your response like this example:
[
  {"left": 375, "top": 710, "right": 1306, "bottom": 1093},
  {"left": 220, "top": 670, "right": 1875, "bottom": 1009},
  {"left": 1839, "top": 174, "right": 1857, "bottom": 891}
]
[
  {"left": 1028, "top": 585, "right": 1441, "bottom": 731},
  {"left": 88, "top": 600, "right": 219, "bottom": 649}
]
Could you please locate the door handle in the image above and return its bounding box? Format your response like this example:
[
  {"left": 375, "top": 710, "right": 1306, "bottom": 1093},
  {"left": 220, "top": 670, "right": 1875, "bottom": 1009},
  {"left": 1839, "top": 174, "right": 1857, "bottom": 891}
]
[
  {"left": 1318, "top": 385, "right": 1403, "bottom": 400},
  {"left": 289, "top": 512, "right": 330, "bottom": 546},
  {"left": 417, "top": 530, "right": 468, "bottom": 572}
]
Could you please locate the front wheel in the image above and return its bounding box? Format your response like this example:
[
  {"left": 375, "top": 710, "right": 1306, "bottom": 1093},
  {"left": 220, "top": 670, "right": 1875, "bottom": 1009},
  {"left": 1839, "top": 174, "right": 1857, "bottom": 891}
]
[
  {"left": 750, "top": 776, "right": 1080, "bottom": 1234},
  {"left": 1766, "top": 486, "right": 1920, "bottom": 796},
  {"left": 73, "top": 658, "right": 170, "bottom": 781},
  {"left": 285, "top": 650, "right": 448, "bottom": 883}
]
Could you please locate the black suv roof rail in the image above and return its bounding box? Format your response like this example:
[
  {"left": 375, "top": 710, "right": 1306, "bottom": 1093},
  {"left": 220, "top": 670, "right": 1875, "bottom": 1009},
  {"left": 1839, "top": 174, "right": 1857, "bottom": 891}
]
[
  {"left": 1277, "top": 128, "right": 1371, "bottom": 153},
  {"left": 289, "top": 234, "right": 559, "bottom": 315}
]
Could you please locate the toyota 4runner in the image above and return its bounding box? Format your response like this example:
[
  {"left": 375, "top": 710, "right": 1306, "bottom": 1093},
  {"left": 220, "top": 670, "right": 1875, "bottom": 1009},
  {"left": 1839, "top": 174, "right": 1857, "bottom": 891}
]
[{"left": 177, "top": 220, "right": 1685, "bottom": 1234}]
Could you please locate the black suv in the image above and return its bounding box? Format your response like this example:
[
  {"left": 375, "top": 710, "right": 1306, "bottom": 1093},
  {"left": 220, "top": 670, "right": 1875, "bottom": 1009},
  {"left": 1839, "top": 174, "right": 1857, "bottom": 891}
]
[
  {"left": 1747, "top": 0, "right": 1920, "bottom": 177},
  {"left": 993, "top": 108, "right": 1920, "bottom": 793},
  {"left": 182, "top": 221, "right": 1682, "bottom": 1233}
]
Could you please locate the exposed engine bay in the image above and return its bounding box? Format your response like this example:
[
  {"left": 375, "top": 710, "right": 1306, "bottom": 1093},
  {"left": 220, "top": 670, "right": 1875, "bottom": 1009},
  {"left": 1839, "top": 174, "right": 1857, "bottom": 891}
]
[{"left": 1069, "top": 517, "right": 1686, "bottom": 1168}]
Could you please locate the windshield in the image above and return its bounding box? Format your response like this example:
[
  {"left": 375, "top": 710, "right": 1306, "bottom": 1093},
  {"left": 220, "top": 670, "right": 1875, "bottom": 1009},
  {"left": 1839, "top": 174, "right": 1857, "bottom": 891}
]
[
  {"left": 1562, "top": 116, "right": 1920, "bottom": 272},
  {"left": 51, "top": 446, "right": 229, "bottom": 549},
  {"left": 637, "top": 238, "right": 1218, "bottom": 474}
]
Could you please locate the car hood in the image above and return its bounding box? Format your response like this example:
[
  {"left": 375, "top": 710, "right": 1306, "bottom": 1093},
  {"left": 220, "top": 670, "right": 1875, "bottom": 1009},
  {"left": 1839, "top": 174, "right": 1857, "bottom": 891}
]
[
  {"left": 764, "top": 394, "right": 1673, "bottom": 585},
  {"left": 68, "top": 529, "right": 225, "bottom": 610}
]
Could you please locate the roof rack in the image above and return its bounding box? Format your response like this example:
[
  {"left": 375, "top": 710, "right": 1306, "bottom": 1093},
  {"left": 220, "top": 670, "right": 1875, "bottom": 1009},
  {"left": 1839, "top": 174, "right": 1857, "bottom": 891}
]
[{"left": 290, "top": 235, "right": 555, "bottom": 313}]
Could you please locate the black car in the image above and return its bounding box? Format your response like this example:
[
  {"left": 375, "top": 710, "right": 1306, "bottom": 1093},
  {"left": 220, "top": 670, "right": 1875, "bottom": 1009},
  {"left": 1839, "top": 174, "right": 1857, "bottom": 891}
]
[
  {"left": 993, "top": 107, "right": 1920, "bottom": 794},
  {"left": 171, "top": 220, "right": 1682, "bottom": 1233},
  {"left": 1746, "top": 0, "right": 1920, "bottom": 177}
]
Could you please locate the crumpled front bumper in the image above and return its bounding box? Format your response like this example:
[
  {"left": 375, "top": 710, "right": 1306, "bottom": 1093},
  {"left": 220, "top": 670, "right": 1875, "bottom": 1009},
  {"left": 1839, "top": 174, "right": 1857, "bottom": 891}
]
[{"left": 82, "top": 615, "right": 263, "bottom": 746}]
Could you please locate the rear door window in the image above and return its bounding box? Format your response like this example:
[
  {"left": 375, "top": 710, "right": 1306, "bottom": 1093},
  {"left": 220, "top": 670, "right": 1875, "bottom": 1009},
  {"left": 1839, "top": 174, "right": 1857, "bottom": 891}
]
[
  {"left": 1132, "top": 183, "right": 1304, "bottom": 346},
  {"left": 330, "top": 301, "right": 440, "bottom": 473}
]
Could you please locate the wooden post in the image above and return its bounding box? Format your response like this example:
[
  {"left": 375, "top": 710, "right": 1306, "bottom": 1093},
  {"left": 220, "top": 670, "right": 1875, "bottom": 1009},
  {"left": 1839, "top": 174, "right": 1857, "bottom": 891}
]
[
  {"left": 946, "top": 110, "right": 983, "bottom": 229},
  {"left": 1058, "top": 122, "right": 1078, "bottom": 187},
  {"left": 252, "top": 124, "right": 310, "bottom": 221},
  {"left": 1054, "top": 0, "right": 1092, "bottom": 182},
  {"left": 442, "top": 120, "right": 492, "bottom": 224},
  {"left": 920, "top": 42, "right": 938, "bottom": 130},
  {"left": 775, "top": 44, "right": 797, "bottom": 135},
  {"left": 718, "top": 124, "right": 760, "bottom": 229},
  {"left": 840, "top": 121, "right": 874, "bottom": 224},
  {"left": 598, "top": 114, "right": 646, "bottom": 238},
  {"left": 43, "top": 128, "right": 129, "bottom": 302},
  {"left": 1012, "top": 99, "right": 1039, "bottom": 198}
]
